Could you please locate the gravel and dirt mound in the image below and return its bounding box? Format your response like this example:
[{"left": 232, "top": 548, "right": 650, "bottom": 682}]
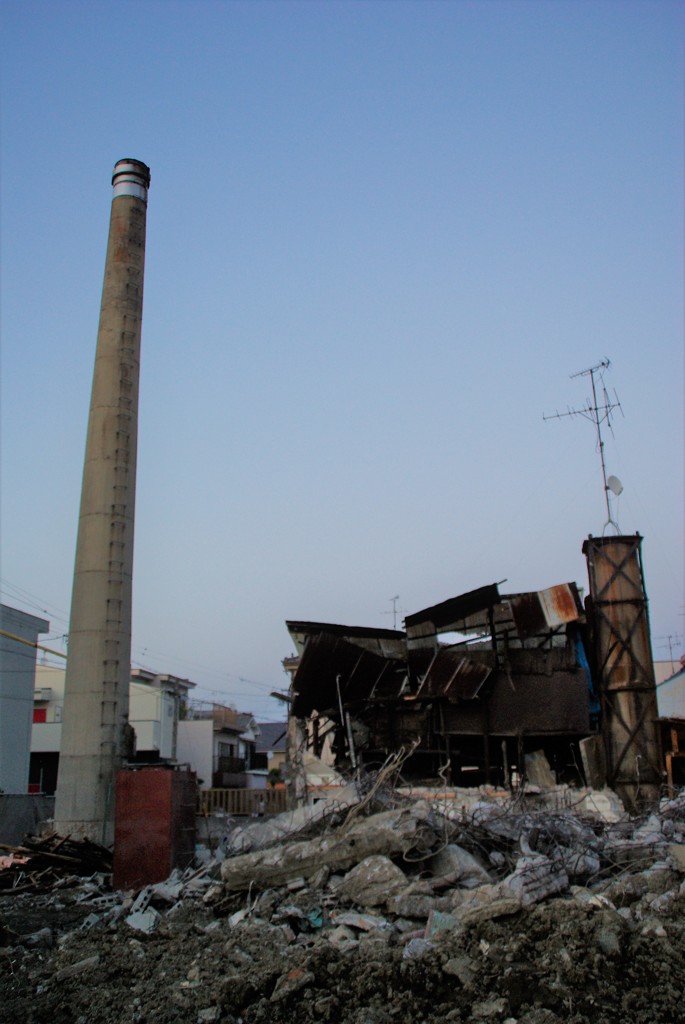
[
  {"left": 2, "top": 895, "right": 685, "bottom": 1024},
  {"left": 2, "top": 787, "right": 685, "bottom": 1023}
]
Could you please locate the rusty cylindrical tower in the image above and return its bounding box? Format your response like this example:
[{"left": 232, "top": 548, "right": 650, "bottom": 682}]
[
  {"left": 54, "top": 160, "right": 150, "bottom": 843},
  {"left": 583, "top": 533, "right": 661, "bottom": 812}
]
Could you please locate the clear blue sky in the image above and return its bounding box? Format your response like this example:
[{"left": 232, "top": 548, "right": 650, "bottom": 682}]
[{"left": 2, "top": 0, "right": 683, "bottom": 718}]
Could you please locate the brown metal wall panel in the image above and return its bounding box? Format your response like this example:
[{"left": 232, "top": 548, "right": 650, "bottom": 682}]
[
  {"left": 439, "top": 671, "right": 589, "bottom": 736},
  {"left": 113, "top": 766, "right": 196, "bottom": 890},
  {"left": 418, "top": 648, "right": 492, "bottom": 700},
  {"left": 487, "top": 672, "right": 590, "bottom": 734}
]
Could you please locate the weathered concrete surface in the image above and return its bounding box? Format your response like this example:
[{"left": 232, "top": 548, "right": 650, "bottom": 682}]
[
  {"left": 333, "top": 855, "right": 407, "bottom": 907},
  {"left": 428, "top": 843, "right": 492, "bottom": 888},
  {"left": 0, "top": 795, "right": 54, "bottom": 845},
  {"left": 54, "top": 161, "right": 150, "bottom": 844},
  {"left": 220, "top": 802, "right": 438, "bottom": 891},
  {"left": 224, "top": 784, "right": 359, "bottom": 854}
]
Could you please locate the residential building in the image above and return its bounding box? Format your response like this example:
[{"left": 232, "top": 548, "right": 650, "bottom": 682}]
[
  {"left": 656, "top": 660, "right": 685, "bottom": 721},
  {"left": 0, "top": 605, "right": 50, "bottom": 794},
  {"left": 254, "top": 722, "right": 287, "bottom": 778},
  {"left": 177, "top": 704, "right": 264, "bottom": 790},
  {"left": 30, "top": 666, "right": 196, "bottom": 794}
]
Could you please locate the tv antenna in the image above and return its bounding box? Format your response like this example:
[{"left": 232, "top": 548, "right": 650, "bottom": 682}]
[
  {"left": 657, "top": 634, "right": 683, "bottom": 671},
  {"left": 544, "top": 358, "right": 624, "bottom": 533},
  {"left": 382, "top": 594, "right": 405, "bottom": 630}
]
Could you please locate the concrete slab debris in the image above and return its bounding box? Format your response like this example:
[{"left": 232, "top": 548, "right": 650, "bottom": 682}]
[
  {"left": 333, "top": 854, "right": 407, "bottom": 907},
  {"left": 125, "top": 907, "right": 161, "bottom": 934},
  {"left": 3, "top": 780, "right": 685, "bottom": 1023},
  {"left": 219, "top": 802, "right": 438, "bottom": 891}
]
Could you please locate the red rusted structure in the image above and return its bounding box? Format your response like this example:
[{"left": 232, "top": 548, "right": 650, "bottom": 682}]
[{"left": 113, "top": 766, "right": 196, "bottom": 891}]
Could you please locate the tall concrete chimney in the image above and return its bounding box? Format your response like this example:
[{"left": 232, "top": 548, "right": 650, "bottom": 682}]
[{"left": 54, "top": 159, "right": 150, "bottom": 843}]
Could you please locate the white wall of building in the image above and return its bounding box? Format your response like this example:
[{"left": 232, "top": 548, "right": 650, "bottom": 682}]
[
  {"left": 32, "top": 668, "right": 181, "bottom": 759},
  {"left": 129, "top": 682, "right": 176, "bottom": 758},
  {"left": 177, "top": 719, "right": 213, "bottom": 788},
  {"left": 657, "top": 669, "right": 685, "bottom": 720}
]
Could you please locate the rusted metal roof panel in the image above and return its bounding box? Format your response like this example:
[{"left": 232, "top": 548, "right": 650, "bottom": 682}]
[
  {"left": 405, "top": 584, "right": 501, "bottom": 635},
  {"left": 416, "top": 647, "right": 492, "bottom": 701},
  {"left": 290, "top": 632, "right": 404, "bottom": 717},
  {"left": 509, "top": 583, "right": 582, "bottom": 638},
  {"left": 286, "top": 621, "right": 405, "bottom": 659}
]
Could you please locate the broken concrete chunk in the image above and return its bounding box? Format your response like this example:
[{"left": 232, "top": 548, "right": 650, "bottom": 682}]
[
  {"left": 667, "top": 843, "right": 685, "bottom": 872},
  {"left": 592, "top": 907, "right": 627, "bottom": 956},
  {"left": 151, "top": 880, "right": 184, "bottom": 903},
  {"left": 604, "top": 837, "right": 669, "bottom": 868},
  {"left": 335, "top": 855, "right": 407, "bottom": 907},
  {"left": 79, "top": 913, "right": 103, "bottom": 931},
  {"left": 469, "top": 801, "right": 525, "bottom": 841},
  {"left": 472, "top": 996, "right": 508, "bottom": 1019},
  {"left": 385, "top": 877, "right": 444, "bottom": 919},
  {"left": 425, "top": 909, "right": 460, "bottom": 939},
  {"left": 126, "top": 907, "right": 161, "bottom": 934},
  {"left": 326, "top": 924, "right": 358, "bottom": 950},
  {"left": 24, "top": 927, "right": 53, "bottom": 948},
  {"left": 452, "top": 884, "right": 521, "bottom": 925},
  {"left": 402, "top": 937, "right": 434, "bottom": 959},
  {"left": 559, "top": 848, "right": 601, "bottom": 880},
  {"left": 428, "top": 844, "right": 491, "bottom": 889},
  {"left": 441, "top": 954, "right": 476, "bottom": 986},
  {"left": 54, "top": 955, "right": 101, "bottom": 982},
  {"left": 270, "top": 967, "right": 315, "bottom": 1001},
  {"left": 225, "top": 784, "right": 360, "bottom": 855},
  {"left": 634, "top": 815, "right": 664, "bottom": 843},
  {"left": 503, "top": 854, "right": 569, "bottom": 907},
  {"left": 203, "top": 883, "right": 224, "bottom": 904},
  {"left": 309, "top": 865, "right": 330, "bottom": 890},
  {"left": 331, "top": 910, "right": 390, "bottom": 931},
  {"left": 220, "top": 803, "right": 438, "bottom": 892},
  {"left": 197, "top": 1009, "right": 221, "bottom": 1023},
  {"left": 569, "top": 886, "right": 616, "bottom": 911},
  {"left": 130, "top": 888, "right": 153, "bottom": 914},
  {"left": 524, "top": 750, "right": 557, "bottom": 789}
]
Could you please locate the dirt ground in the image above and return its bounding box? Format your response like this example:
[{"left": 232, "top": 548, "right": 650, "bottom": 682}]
[{"left": 2, "top": 877, "right": 684, "bottom": 1024}]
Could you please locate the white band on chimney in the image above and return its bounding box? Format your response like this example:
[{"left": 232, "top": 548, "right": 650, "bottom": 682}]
[{"left": 112, "top": 159, "right": 151, "bottom": 203}]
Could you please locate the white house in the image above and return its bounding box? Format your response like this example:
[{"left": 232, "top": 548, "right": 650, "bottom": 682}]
[
  {"left": 177, "top": 704, "right": 266, "bottom": 790},
  {"left": 30, "top": 666, "right": 196, "bottom": 794}
]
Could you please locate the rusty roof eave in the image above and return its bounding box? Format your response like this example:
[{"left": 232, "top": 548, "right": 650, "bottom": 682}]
[{"left": 405, "top": 583, "right": 501, "bottom": 636}]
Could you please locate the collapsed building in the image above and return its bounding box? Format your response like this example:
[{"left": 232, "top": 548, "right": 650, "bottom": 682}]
[{"left": 285, "top": 534, "right": 663, "bottom": 814}]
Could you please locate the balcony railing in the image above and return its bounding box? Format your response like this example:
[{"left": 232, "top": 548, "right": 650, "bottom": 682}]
[
  {"left": 199, "top": 787, "right": 287, "bottom": 816},
  {"left": 216, "top": 756, "right": 246, "bottom": 774}
]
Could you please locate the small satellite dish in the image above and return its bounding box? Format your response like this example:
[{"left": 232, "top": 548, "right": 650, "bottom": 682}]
[{"left": 607, "top": 475, "right": 623, "bottom": 496}]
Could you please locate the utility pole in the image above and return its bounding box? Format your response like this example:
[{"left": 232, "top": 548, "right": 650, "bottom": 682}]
[{"left": 544, "top": 359, "right": 623, "bottom": 532}]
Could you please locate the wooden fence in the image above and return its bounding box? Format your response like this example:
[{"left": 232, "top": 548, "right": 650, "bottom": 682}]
[{"left": 198, "top": 787, "right": 287, "bottom": 817}]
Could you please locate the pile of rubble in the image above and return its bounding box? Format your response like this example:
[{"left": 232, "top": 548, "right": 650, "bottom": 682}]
[
  {"left": 0, "top": 833, "right": 112, "bottom": 895},
  {"left": 2, "top": 785, "right": 685, "bottom": 1023}
]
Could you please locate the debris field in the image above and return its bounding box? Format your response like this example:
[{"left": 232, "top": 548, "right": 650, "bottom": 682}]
[{"left": 2, "top": 784, "right": 685, "bottom": 1024}]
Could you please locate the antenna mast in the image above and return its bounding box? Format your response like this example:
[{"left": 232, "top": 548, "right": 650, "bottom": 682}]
[
  {"left": 382, "top": 595, "right": 404, "bottom": 630},
  {"left": 544, "top": 358, "right": 623, "bottom": 532}
]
